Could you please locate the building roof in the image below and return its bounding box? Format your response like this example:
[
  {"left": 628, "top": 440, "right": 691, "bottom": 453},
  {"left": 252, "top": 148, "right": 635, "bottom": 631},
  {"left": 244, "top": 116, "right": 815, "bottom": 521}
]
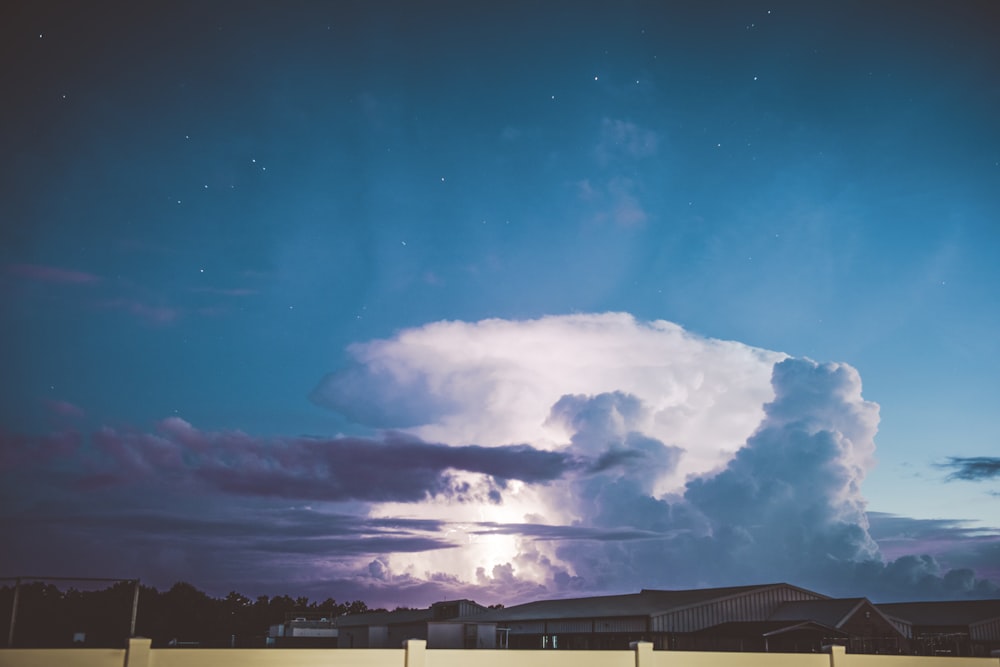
[
  {"left": 877, "top": 600, "right": 1000, "bottom": 627},
  {"left": 769, "top": 598, "right": 869, "bottom": 628},
  {"left": 462, "top": 583, "right": 823, "bottom": 623},
  {"left": 336, "top": 607, "right": 433, "bottom": 627},
  {"left": 338, "top": 598, "right": 487, "bottom": 628}
]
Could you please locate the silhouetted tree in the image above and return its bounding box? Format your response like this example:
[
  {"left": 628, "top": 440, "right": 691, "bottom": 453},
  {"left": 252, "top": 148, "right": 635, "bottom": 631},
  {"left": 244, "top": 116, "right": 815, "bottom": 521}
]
[{"left": 0, "top": 580, "right": 374, "bottom": 648}]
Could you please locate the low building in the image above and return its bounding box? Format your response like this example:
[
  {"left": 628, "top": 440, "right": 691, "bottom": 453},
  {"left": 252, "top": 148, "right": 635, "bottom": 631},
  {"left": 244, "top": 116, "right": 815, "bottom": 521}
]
[
  {"left": 336, "top": 583, "right": 1000, "bottom": 654},
  {"left": 337, "top": 599, "right": 487, "bottom": 648},
  {"left": 443, "top": 583, "right": 920, "bottom": 653},
  {"left": 878, "top": 599, "right": 1000, "bottom": 657},
  {"left": 685, "top": 597, "right": 908, "bottom": 653},
  {"left": 446, "top": 583, "right": 832, "bottom": 651},
  {"left": 266, "top": 614, "right": 338, "bottom": 648}
]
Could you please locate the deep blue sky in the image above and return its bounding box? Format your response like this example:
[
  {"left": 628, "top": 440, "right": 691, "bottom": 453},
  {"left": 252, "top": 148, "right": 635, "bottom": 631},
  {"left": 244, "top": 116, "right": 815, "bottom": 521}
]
[{"left": 1, "top": 1, "right": 998, "bottom": 606}]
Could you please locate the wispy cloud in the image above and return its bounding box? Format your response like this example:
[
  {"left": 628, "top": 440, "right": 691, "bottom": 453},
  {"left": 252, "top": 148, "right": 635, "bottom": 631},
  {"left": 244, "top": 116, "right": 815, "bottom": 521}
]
[
  {"left": 6, "top": 263, "right": 102, "bottom": 285},
  {"left": 43, "top": 399, "right": 86, "bottom": 419},
  {"left": 0, "top": 429, "right": 82, "bottom": 471},
  {"left": 190, "top": 286, "right": 259, "bottom": 297},
  {"left": 596, "top": 118, "right": 659, "bottom": 163},
  {"left": 940, "top": 456, "right": 1000, "bottom": 481},
  {"left": 98, "top": 298, "right": 181, "bottom": 326}
]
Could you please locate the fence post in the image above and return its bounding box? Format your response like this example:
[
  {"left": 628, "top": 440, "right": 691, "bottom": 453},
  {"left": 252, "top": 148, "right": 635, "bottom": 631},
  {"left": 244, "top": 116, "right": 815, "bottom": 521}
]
[
  {"left": 405, "top": 638, "right": 427, "bottom": 667},
  {"left": 631, "top": 641, "right": 654, "bottom": 667},
  {"left": 6, "top": 578, "right": 20, "bottom": 648},
  {"left": 827, "top": 644, "right": 846, "bottom": 667},
  {"left": 129, "top": 580, "right": 140, "bottom": 637},
  {"left": 124, "top": 637, "right": 151, "bottom": 667}
]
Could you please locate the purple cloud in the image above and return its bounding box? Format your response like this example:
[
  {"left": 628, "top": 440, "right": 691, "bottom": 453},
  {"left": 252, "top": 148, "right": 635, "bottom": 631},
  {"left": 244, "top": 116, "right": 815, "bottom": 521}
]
[
  {"left": 6, "top": 263, "right": 102, "bottom": 285},
  {"left": 43, "top": 399, "right": 87, "bottom": 419},
  {"left": 5, "top": 418, "right": 577, "bottom": 503},
  {"left": 0, "top": 429, "right": 82, "bottom": 471},
  {"left": 98, "top": 298, "right": 181, "bottom": 326}
]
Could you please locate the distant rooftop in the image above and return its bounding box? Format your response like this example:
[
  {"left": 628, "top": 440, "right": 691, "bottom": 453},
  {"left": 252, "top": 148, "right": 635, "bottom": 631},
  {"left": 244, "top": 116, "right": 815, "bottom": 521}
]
[
  {"left": 461, "top": 582, "right": 823, "bottom": 623},
  {"left": 878, "top": 600, "right": 1000, "bottom": 626}
]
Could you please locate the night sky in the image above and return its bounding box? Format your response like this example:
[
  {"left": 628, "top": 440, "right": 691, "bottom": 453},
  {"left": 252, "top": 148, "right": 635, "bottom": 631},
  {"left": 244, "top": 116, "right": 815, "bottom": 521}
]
[{"left": 2, "top": 0, "right": 999, "bottom": 607}]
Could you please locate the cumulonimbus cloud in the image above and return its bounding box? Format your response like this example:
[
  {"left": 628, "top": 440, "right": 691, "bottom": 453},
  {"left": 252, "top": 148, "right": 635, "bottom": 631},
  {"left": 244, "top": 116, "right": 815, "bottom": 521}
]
[
  {"left": 3, "top": 312, "right": 996, "bottom": 604},
  {"left": 312, "top": 313, "right": 784, "bottom": 488},
  {"left": 310, "top": 313, "right": 998, "bottom": 601}
]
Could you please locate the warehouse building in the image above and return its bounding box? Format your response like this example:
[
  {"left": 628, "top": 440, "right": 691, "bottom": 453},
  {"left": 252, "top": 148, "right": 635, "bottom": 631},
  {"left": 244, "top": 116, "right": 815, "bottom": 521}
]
[
  {"left": 878, "top": 599, "right": 1000, "bottom": 657},
  {"left": 334, "top": 583, "right": 998, "bottom": 654},
  {"left": 436, "top": 583, "right": 858, "bottom": 651},
  {"left": 265, "top": 614, "right": 338, "bottom": 648},
  {"left": 336, "top": 599, "right": 487, "bottom": 648}
]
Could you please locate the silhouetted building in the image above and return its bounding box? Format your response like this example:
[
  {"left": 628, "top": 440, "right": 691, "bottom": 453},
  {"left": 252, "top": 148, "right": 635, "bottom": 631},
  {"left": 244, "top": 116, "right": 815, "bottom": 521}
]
[
  {"left": 691, "top": 597, "right": 907, "bottom": 653},
  {"left": 878, "top": 599, "right": 1000, "bottom": 657},
  {"left": 439, "top": 584, "right": 928, "bottom": 653},
  {"left": 266, "top": 613, "right": 338, "bottom": 648},
  {"left": 446, "top": 583, "right": 835, "bottom": 651},
  {"left": 337, "top": 599, "right": 487, "bottom": 648},
  {"left": 335, "top": 583, "right": 1000, "bottom": 655}
]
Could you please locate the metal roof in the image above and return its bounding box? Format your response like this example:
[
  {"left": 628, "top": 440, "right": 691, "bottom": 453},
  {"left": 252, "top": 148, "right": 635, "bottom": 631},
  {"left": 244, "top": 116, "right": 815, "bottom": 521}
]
[
  {"left": 460, "top": 583, "right": 820, "bottom": 623},
  {"left": 336, "top": 607, "right": 433, "bottom": 627},
  {"left": 769, "top": 598, "right": 868, "bottom": 628},
  {"left": 877, "top": 600, "right": 1000, "bottom": 627}
]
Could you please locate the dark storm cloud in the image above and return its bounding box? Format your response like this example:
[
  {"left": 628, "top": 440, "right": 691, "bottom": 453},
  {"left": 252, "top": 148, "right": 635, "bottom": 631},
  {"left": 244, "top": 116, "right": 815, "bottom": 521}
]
[
  {"left": 9, "top": 418, "right": 575, "bottom": 503},
  {"left": 588, "top": 447, "right": 647, "bottom": 473},
  {"left": 866, "top": 512, "right": 1000, "bottom": 587},
  {"left": 471, "top": 522, "right": 669, "bottom": 542},
  {"left": 250, "top": 536, "right": 454, "bottom": 555},
  {"left": 867, "top": 512, "right": 991, "bottom": 543},
  {"left": 0, "top": 501, "right": 457, "bottom": 596},
  {"left": 940, "top": 456, "right": 1000, "bottom": 481}
]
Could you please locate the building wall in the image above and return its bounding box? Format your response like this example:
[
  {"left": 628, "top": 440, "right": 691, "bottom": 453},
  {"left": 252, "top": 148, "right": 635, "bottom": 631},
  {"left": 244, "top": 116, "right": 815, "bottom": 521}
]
[
  {"left": 972, "top": 618, "right": 1000, "bottom": 642},
  {"left": 290, "top": 627, "right": 337, "bottom": 638},
  {"left": 428, "top": 622, "right": 499, "bottom": 649},
  {"left": 839, "top": 604, "right": 908, "bottom": 655},
  {"left": 337, "top": 627, "right": 368, "bottom": 648},
  {"left": 427, "top": 623, "right": 464, "bottom": 649}
]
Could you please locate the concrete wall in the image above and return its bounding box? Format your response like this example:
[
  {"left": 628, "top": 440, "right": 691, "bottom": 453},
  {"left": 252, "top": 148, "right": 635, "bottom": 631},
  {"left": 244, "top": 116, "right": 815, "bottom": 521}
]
[
  {"left": 0, "top": 649, "right": 125, "bottom": 667},
  {"left": 1, "top": 639, "right": 999, "bottom": 667}
]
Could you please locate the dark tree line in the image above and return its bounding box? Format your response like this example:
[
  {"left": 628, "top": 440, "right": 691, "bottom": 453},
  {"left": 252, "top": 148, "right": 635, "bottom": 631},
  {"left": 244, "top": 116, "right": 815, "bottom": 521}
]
[{"left": 0, "top": 581, "right": 373, "bottom": 648}]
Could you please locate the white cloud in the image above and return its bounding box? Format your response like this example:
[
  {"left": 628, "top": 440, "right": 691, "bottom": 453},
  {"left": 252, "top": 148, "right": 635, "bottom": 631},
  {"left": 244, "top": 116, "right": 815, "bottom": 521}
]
[
  {"left": 314, "top": 313, "right": 783, "bottom": 482},
  {"left": 312, "top": 313, "right": 787, "bottom": 585}
]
